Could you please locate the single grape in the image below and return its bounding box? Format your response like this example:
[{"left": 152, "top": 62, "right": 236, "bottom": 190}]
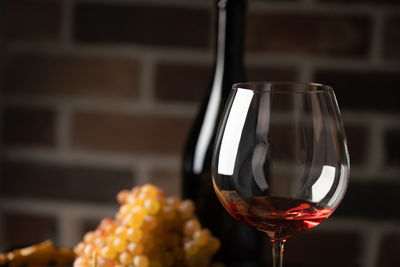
[
  {"left": 133, "top": 255, "right": 149, "bottom": 267},
  {"left": 97, "top": 257, "right": 115, "bottom": 267},
  {"left": 144, "top": 199, "right": 160, "bottom": 215},
  {"left": 84, "top": 243, "right": 96, "bottom": 259},
  {"left": 119, "top": 205, "right": 131, "bottom": 217},
  {"left": 74, "top": 242, "right": 85, "bottom": 255},
  {"left": 179, "top": 200, "right": 195, "bottom": 219},
  {"left": 124, "top": 212, "right": 144, "bottom": 229},
  {"left": 184, "top": 219, "right": 201, "bottom": 237},
  {"left": 193, "top": 229, "right": 211, "bottom": 247},
  {"left": 101, "top": 246, "right": 117, "bottom": 259},
  {"left": 127, "top": 242, "right": 144, "bottom": 256},
  {"left": 141, "top": 184, "right": 158, "bottom": 198},
  {"left": 84, "top": 231, "right": 96, "bottom": 243},
  {"left": 184, "top": 241, "right": 199, "bottom": 256},
  {"left": 94, "top": 237, "right": 105, "bottom": 249},
  {"left": 117, "top": 190, "right": 130, "bottom": 204},
  {"left": 166, "top": 197, "right": 180, "bottom": 208},
  {"left": 112, "top": 237, "right": 126, "bottom": 253},
  {"left": 74, "top": 257, "right": 89, "bottom": 267},
  {"left": 119, "top": 251, "right": 134, "bottom": 265},
  {"left": 99, "top": 218, "right": 116, "bottom": 234},
  {"left": 114, "top": 225, "right": 127, "bottom": 237},
  {"left": 142, "top": 216, "right": 157, "bottom": 231},
  {"left": 208, "top": 237, "right": 221, "bottom": 253},
  {"left": 127, "top": 194, "right": 137, "bottom": 205},
  {"left": 126, "top": 227, "right": 143, "bottom": 242},
  {"left": 161, "top": 205, "right": 176, "bottom": 220}
]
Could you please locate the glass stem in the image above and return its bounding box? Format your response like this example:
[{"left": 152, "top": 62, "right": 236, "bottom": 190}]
[{"left": 271, "top": 239, "right": 286, "bottom": 267}]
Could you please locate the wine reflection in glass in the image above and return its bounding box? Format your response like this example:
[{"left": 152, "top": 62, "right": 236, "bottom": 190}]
[{"left": 211, "top": 82, "right": 350, "bottom": 267}]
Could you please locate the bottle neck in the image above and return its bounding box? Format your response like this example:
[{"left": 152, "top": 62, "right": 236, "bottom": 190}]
[
  {"left": 190, "top": 0, "right": 246, "bottom": 175},
  {"left": 214, "top": 0, "right": 246, "bottom": 90}
]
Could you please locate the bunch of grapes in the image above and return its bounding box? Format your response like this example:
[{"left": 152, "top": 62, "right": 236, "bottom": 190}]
[{"left": 74, "top": 184, "right": 221, "bottom": 267}]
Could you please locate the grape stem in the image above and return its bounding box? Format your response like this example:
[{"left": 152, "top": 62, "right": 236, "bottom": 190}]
[{"left": 271, "top": 239, "right": 286, "bottom": 267}]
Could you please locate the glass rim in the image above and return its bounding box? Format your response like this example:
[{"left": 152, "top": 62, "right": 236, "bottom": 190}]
[{"left": 232, "top": 81, "right": 333, "bottom": 93}]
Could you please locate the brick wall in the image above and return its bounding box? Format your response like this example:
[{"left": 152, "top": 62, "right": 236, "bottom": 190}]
[{"left": 0, "top": 0, "right": 399, "bottom": 266}]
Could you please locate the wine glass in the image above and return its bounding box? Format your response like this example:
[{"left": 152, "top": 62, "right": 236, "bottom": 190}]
[{"left": 211, "top": 82, "right": 350, "bottom": 267}]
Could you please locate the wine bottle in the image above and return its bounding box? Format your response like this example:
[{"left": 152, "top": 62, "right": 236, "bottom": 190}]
[{"left": 182, "top": 0, "right": 262, "bottom": 265}]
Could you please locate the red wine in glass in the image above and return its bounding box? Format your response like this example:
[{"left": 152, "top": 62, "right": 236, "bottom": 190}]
[{"left": 214, "top": 186, "right": 333, "bottom": 240}]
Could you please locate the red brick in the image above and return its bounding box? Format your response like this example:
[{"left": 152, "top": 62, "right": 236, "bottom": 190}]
[
  {"left": 385, "top": 129, "right": 400, "bottom": 166},
  {"left": 344, "top": 125, "right": 369, "bottom": 165},
  {"left": 2, "top": 0, "right": 61, "bottom": 42},
  {"left": 377, "top": 233, "right": 400, "bottom": 267},
  {"left": 3, "top": 52, "right": 139, "bottom": 99},
  {"left": 154, "top": 64, "right": 297, "bottom": 103},
  {"left": 247, "top": 66, "right": 298, "bottom": 82},
  {"left": 383, "top": 16, "right": 400, "bottom": 60},
  {"left": 155, "top": 63, "right": 211, "bottom": 102},
  {"left": 334, "top": 181, "right": 400, "bottom": 219},
  {"left": 82, "top": 219, "right": 102, "bottom": 236},
  {"left": 246, "top": 13, "right": 371, "bottom": 57},
  {"left": 262, "top": 231, "right": 362, "bottom": 266},
  {"left": 149, "top": 169, "right": 181, "bottom": 196},
  {"left": 319, "top": 0, "right": 399, "bottom": 3},
  {"left": 3, "top": 212, "right": 57, "bottom": 250},
  {"left": 315, "top": 70, "right": 400, "bottom": 111},
  {"left": 2, "top": 107, "right": 56, "bottom": 147},
  {"left": 1, "top": 160, "right": 134, "bottom": 203},
  {"left": 74, "top": 4, "right": 211, "bottom": 49},
  {"left": 72, "top": 112, "right": 192, "bottom": 154}
]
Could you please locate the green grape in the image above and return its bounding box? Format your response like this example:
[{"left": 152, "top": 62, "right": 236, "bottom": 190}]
[
  {"left": 127, "top": 242, "right": 144, "bottom": 256},
  {"left": 126, "top": 227, "right": 143, "bottom": 242},
  {"left": 101, "top": 246, "right": 117, "bottom": 259},
  {"left": 115, "top": 225, "right": 127, "bottom": 237},
  {"left": 179, "top": 200, "right": 195, "bottom": 219},
  {"left": 83, "top": 243, "right": 96, "bottom": 258},
  {"left": 99, "top": 218, "right": 116, "bottom": 234},
  {"left": 141, "top": 184, "right": 159, "bottom": 198},
  {"left": 119, "top": 251, "right": 134, "bottom": 265},
  {"left": 94, "top": 237, "right": 105, "bottom": 249},
  {"left": 117, "top": 190, "right": 130, "bottom": 205},
  {"left": 133, "top": 255, "right": 150, "bottom": 267},
  {"left": 184, "top": 219, "right": 201, "bottom": 237},
  {"left": 112, "top": 237, "right": 126, "bottom": 253},
  {"left": 124, "top": 212, "right": 144, "bottom": 229},
  {"left": 144, "top": 199, "right": 161, "bottom": 215},
  {"left": 193, "top": 229, "right": 210, "bottom": 247},
  {"left": 74, "top": 184, "right": 221, "bottom": 267},
  {"left": 142, "top": 216, "right": 157, "bottom": 231},
  {"left": 97, "top": 257, "right": 115, "bottom": 267},
  {"left": 84, "top": 231, "right": 96, "bottom": 243},
  {"left": 74, "top": 257, "right": 89, "bottom": 267},
  {"left": 184, "top": 241, "right": 199, "bottom": 256},
  {"left": 166, "top": 197, "right": 180, "bottom": 208},
  {"left": 208, "top": 237, "right": 221, "bottom": 253},
  {"left": 162, "top": 205, "right": 176, "bottom": 220},
  {"left": 74, "top": 242, "right": 85, "bottom": 255}
]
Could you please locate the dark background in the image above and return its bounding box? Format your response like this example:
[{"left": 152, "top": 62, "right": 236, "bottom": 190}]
[{"left": 0, "top": 0, "right": 399, "bottom": 266}]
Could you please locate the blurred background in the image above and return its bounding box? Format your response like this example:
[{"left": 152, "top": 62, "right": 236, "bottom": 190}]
[{"left": 0, "top": 0, "right": 399, "bottom": 266}]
